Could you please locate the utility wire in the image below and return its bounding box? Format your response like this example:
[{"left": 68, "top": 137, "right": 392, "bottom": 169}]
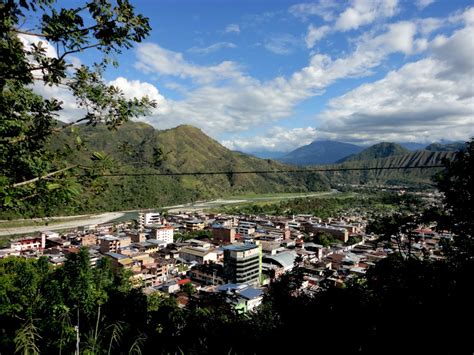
[{"left": 84, "top": 164, "right": 446, "bottom": 177}]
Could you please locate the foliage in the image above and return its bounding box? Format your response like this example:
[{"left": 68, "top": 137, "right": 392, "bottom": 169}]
[
  {"left": 312, "top": 231, "right": 337, "bottom": 247},
  {"left": 0, "top": 0, "right": 155, "bottom": 217},
  {"left": 224, "top": 191, "right": 423, "bottom": 219}
]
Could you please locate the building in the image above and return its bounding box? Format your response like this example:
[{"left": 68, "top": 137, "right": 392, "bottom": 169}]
[
  {"left": 189, "top": 263, "right": 225, "bottom": 285},
  {"left": 262, "top": 251, "right": 297, "bottom": 272},
  {"left": 212, "top": 225, "right": 236, "bottom": 243},
  {"left": 81, "top": 234, "right": 98, "bottom": 247},
  {"left": 311, "top": 224, "right": 349, "bottom": 243},
  {"left": 138, "top": 212, "right": 162, "bottom": 229},
  {"left": 151, "top": 226, "right": 174, "bottom": 245},
  {"left": 10, "top": 234, "right": 45, "bottom": 252},
  {"left": 236, "top": 222, "right": 256, "bottom": 238},
  {"left": 218, "top": 283, "right": 264, "bottom": 312},
  {"left": 185, "top": 219, "right": 205, "bottom": 231},
  {"left": 179, "top": 246, "right": 218, "bottom": 264},
  {"left": 99, "top": 235, "right": 120, "bottom": 254},
  {"left": 223, "top": 243, "right": 262, "bottom": 286}
]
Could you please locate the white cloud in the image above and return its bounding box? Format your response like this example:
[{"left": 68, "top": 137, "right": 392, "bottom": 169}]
[
  {"left": 335, "top": 0, "right": 399, "bottom": 31},
  {"left": 316, "top": 24, "right": 474, "bottom": 144},
  {"left": 223, "top": 127, "right": 319, "bottom": 152},
  {"left": 264, "top": 34, "right": 300, "bottom": 55},
  {"left": 17, "top": 33, "right": 57, "bottom": 59},
  {"left": 224, "top": 24, "right": 240, "bottom": 34},
  {"left": 129, "top": 20, "right": 427, "bottom": 139},
  {"left": 289, "top": 1, "right": 339, "bottom": 22},
  {"left": 135, "top": 43, "right": 243, "bottom": 84},
  {"left": 108, "top": 77, "right": 169, "bottom": 114},
  {"left": 188, "top": 42, "right": 237, "bottom": 54},
  {"left": 305, "top": 24, "right": 331, "bottom": 48},
  {"left": 416, "top": 0, "right": 435, "bottom": 10}
]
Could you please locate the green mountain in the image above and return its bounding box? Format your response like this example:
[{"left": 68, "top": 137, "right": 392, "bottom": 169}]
[
  {"left": 337, "top": 142, "right": 410, "bottom": 163},
  {"left": 50, "top": 122, "right": 330, "bottom": 213}
]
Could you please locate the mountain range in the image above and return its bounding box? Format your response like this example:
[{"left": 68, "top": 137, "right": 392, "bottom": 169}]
[
  {"left": 48, "top": 122, "right": 463, "bottom": 213},
  {"left": 272, "top": 140, "right": 464, "bottom": 166}
]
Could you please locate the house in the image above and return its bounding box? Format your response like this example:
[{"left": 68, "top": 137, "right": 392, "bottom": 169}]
[
  {"left": 218, "top": 283, "right": 264, "bottom": 312},
  {"left": 179, "top": 246, "right": 218, "bottom": 264}
]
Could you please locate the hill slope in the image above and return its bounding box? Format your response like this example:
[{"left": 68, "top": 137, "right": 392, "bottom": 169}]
[
  {"left": 337, "top": 142, "right": 409, "bottom": 163},
  {"left": 279, "top": 140, "right": 363, "bottom": 165},
  {"left": 49, "top": 122, "right": 330, "bottom": 213},
  {"left": 325, "top": 150, "right": 455, "bottom": 187}
]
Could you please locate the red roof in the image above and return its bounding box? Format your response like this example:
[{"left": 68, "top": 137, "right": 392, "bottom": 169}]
[{"left": 177, "top": 278, "right": 191, "bottom": 285}]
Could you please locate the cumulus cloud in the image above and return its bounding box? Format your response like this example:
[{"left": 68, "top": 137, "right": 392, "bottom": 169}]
[
  {"left": 305, "top": 24, "right": 331, "bottom": 48},
  {"left": 335, "top": 0, "right": 399, "bottom": 31},
  {"left": 188, "top": 42, "right": 237, "bottom": 54},
  {"left": 108, "top": 77, "right": 169, "bottom": 114},
  {"left": 316, "top": 24, "right": 474, "bottom": 144},
  {"left": 224, "top": 24, "right": 240, "bottom": 34},
  {"left": 223, "top": 127, "right": 319, "bottom": 152},
  {"left": 127, "top": 18, "right": 430, "bottom": 140}
]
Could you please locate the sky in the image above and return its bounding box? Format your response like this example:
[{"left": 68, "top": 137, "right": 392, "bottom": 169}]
[{"left": 28, "top": 0, "right": 474, "bottom": 153}]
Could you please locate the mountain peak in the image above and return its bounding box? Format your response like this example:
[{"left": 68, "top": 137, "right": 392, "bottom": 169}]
[
  {"left": 278, "top": 140, "right": 363, "bottom": 166},
  {"left": 337, "top": 142, "right": 409, "bottom": 163}
]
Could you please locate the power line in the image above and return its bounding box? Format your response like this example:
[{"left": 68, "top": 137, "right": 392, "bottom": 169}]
[{"left": 85, "top": 164, "right": 446, "bottom": 177}]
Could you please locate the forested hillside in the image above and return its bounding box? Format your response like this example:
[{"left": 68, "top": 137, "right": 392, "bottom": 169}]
[{"left": 43, "top": 122, "right": 330, "bottom": 216}]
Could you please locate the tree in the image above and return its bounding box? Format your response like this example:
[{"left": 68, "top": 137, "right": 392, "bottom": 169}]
[
  {"left": 435, "top": 138, "right": 474, "bottom": 242},
  {"left": 313, "top": 231, "right": 335, "bottom": 247},
  {"left": 0, "top": 0, "right": 156, "bottom": 216}
]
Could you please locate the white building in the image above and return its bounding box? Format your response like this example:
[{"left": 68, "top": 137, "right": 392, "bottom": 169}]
[
  {"left": 138, "top": 212, "right": 162, "bottom": 228},
  {"left": 151, "top": 226, "right": 174, "bottom": 246}
]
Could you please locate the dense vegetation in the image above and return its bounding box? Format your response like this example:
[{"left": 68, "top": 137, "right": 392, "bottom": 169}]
[
  {"left": 0, "top": 0, "right": 154, "bottom": 218},
  {"left": 0, "top": 140, "right": 472, "bottom": 354},
  {"left": 221, "top": 191, "right": 423, "bottom": 219}
]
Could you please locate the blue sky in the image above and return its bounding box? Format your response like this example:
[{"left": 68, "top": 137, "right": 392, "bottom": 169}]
[{"left": 29, "top": 0, "right": 474, "bottom": 152}]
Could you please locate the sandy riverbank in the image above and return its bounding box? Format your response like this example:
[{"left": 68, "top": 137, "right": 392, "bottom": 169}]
[{"left": 0, "top": 212, "right": 125, "bottom": 236}]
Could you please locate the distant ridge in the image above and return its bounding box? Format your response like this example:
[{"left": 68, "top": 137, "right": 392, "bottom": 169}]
[
  {"left": 424, "top": 142, "right": 466, "bottom": 152},
  {"left": 278, "top": 140, "right": 363, "bottom": 165},
  {"left": 337, "top": 142, "right": 409, "bottom": 163}
]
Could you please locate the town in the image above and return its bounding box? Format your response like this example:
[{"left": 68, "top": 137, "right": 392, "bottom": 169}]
[{"left": 0, "top": 207, "right": 450, "bottom": 313}]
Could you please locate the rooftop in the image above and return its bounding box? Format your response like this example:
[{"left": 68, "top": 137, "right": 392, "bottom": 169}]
[{"left": 223, "top": 244, "right": 258, "bottom": 252}]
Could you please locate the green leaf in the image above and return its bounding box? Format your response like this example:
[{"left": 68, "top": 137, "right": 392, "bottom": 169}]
[
  {"left": 4, "top": 195, "right": 12, "bottom": 206},
  {"left": 46, "top": 183, "right": 61, "bottom": 190}
]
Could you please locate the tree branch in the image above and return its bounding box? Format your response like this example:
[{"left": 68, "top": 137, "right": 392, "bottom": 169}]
[
  {"left": 13, "top": 165, "right": 77, "bottom": 188},
  {"left": 52, "top": 117, "right": 90, "bottom": 132},
  {"left": 13, "top": 29, "right": 46, "bottom": 37}
]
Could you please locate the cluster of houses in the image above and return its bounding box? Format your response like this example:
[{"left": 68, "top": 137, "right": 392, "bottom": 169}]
[{"left": 0, "top": 210, "right": 451, "bottom": 312}]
